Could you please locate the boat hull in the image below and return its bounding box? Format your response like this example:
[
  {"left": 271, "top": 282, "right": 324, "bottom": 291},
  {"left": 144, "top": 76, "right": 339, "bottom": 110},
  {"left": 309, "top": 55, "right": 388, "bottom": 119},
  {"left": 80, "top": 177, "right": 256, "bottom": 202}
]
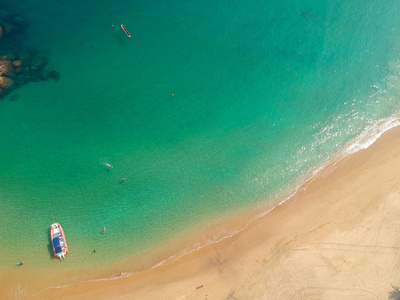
[{"left": 50, "top": 222, "right": 68, "bottom": 259}]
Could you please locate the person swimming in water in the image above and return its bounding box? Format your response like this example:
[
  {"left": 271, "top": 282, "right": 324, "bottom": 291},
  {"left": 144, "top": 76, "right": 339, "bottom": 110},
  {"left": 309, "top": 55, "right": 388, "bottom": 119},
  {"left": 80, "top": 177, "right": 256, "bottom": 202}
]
[{"left": 105, "top": 163, "right": 113, "bottom": 169}]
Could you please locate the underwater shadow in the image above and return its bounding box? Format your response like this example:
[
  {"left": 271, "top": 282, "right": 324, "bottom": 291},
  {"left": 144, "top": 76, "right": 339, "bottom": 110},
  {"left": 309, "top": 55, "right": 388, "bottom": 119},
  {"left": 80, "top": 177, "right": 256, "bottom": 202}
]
[
  {"left": 389, "top": 285, "right": 400, "bottom": 300},
  {"left": 47, "top": 227, "right": 55, "bottom": 259},
  {"left": 114, "top": 33, "right": 126, "bottom": 46}
]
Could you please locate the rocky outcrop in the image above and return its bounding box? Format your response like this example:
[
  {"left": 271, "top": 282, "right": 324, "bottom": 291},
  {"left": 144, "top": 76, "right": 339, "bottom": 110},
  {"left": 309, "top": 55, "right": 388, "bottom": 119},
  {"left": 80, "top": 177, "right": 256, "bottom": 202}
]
[
  {"left": 0, "top": 59, "right": 15, "bottom": 95},
  {"left": 0, "top": 51, "right": 60, "bottom": 98},
  {"left": 0, "top": 56, "right": 16, "bottom": 94},
  {"left": 0, "top": 60, "right": 14, "bottom": 77},
  {"left": 0, "top": 12, "right": 59, "bottom": 100},
  {"left": 13, "top": 60, "right": 22, "bottom": 68},
  {"left": 0, "top": 76, "right": 14, "bottom": 89}
]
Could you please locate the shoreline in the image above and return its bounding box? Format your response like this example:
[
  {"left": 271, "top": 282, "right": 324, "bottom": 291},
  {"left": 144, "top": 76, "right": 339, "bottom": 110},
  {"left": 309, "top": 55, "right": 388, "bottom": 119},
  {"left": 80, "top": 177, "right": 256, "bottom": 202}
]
[{"left": 18, "top": 121, "right": 400, "bottom": 299}]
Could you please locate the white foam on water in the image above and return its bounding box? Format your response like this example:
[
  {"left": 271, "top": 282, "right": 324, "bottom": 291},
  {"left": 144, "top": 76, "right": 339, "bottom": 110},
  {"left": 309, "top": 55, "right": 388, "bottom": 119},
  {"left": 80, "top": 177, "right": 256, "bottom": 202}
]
[{"left": 344, "top": 114, "right": 400, "bottom": 155}]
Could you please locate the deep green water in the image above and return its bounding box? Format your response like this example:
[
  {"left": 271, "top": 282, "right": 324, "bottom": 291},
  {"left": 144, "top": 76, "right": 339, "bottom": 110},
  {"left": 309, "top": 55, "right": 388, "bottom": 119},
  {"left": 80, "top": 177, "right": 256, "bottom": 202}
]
[{"left": 2, "top": 0, "right": 400, "bottom": 275}]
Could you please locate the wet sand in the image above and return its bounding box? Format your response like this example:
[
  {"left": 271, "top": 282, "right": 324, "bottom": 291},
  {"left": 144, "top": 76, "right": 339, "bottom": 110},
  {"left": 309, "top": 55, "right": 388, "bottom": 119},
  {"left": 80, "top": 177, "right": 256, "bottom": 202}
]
[{"left": 6, "top": 126, "right": 400, "bottom": 299}]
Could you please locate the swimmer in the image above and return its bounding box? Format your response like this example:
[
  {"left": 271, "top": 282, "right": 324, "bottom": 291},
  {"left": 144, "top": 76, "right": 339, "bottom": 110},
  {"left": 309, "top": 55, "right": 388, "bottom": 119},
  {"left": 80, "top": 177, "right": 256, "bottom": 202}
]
[
  {"left": 17, "top": 261, "right": 24, "bottom": 266},
  {"left": 94, "top": 249, "right": 97, "bottom": 253},
  {"left": 121, "top": 178, "right": 126, "bottom": 182},
  {"left": 105, "top": 163, "right": 113, "bottom": 169},
  {"left": 103, "top": 227, "right": 106, "bottom": 233}
]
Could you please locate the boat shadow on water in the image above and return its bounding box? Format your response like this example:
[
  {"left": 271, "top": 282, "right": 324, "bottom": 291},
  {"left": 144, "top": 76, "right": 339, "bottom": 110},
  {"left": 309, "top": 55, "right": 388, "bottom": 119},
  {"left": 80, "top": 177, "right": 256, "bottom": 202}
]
[
  {"left": 114, "top": 33, "right": 127, "bottom": 46},
  {"left": 47, "top": 227, "right": 56, "bottom": 259}
]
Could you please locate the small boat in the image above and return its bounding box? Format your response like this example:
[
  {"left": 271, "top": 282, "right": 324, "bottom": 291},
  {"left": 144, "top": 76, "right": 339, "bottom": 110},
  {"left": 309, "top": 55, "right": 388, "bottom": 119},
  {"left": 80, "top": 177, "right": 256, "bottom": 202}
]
[
  {"left": 50, "top": 223, "right": 69, "bottom": 260},
  {"left": 121, "top": 24, "right": 131, "bottom": 37}
]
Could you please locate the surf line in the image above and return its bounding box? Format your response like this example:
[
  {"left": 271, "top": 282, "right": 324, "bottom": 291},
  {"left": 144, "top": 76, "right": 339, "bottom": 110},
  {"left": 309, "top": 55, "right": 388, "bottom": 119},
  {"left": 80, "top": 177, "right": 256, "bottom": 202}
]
[{"left": 121, "top": 24, "right": 131, "bottom": 37}]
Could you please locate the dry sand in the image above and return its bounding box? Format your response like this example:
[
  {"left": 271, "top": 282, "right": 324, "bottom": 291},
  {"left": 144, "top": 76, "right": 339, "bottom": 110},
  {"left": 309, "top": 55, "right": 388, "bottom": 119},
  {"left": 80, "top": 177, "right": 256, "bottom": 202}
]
[{"left": 8, "top": 126, "right": 400, "bottom": 299}]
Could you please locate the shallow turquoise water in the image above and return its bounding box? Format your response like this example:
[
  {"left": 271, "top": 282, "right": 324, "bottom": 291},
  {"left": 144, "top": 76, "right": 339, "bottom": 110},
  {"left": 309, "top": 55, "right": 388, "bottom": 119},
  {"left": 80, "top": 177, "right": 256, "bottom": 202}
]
[{"left": 2, "top": 0, "right": 400, "bottom": 270}]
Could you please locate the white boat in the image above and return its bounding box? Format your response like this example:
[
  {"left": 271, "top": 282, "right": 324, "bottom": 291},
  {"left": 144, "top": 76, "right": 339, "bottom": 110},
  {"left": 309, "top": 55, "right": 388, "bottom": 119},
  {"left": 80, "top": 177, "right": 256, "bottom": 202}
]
[{"left": 50, "top": 223, "right": 69, "bottom": 260}]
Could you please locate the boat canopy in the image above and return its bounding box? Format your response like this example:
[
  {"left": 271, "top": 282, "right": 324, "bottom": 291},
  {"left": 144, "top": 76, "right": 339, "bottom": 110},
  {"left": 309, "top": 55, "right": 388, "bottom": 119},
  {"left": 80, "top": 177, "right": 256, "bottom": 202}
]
[{"left": 53, "top": 237, "right": 62, "bottom": 254}]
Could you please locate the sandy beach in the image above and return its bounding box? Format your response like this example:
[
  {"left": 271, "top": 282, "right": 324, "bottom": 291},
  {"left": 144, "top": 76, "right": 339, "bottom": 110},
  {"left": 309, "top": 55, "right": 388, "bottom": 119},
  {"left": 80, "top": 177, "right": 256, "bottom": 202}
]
[{"left": 4, "top": 125, "right": 400, "bottom": 299}]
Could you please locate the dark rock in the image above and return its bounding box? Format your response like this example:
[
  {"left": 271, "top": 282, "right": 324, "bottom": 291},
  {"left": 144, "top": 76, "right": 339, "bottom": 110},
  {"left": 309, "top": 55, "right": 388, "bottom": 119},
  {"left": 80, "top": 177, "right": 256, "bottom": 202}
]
[
  {"left": 17, "top": 51, "right": 32, "bottom": 63},
  {"left": 9, "top": 94, "right": 19, "bottom": 101},
  {"left": 0, "top": 54, "right": 15, "bottom": 61},
  {"left": 30, "top": 72, "right": 40, "bottom": 82},
  {"left": 30, "top": 57, "right": 48, "bottom": 71},
  {"left": 0, "top": 26, "right": 3, "bottom": 39},
  {"left": 10, "top": 15, "right": 27, "bottom": 27},
  {"left": 2, "top": 22, "right": 14, "bottom": 35},
  {"left": 47, "top": 70, "right": 60, "bottom": 81},
  {"left": 15, "top": 78, "right": 24, "bottom": 85},
  {"left": 7, "top": 53, "right": 16, "bottom": 60},
  {"left": 39, "top": 69, "right": 49, "bottom": 81}
]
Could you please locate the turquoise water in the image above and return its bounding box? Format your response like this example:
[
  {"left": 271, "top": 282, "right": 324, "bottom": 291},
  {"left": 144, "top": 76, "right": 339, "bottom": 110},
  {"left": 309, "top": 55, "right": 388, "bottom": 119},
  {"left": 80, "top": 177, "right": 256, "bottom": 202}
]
[{"left": 2, "top": 0, "right": 400, "bottom": 276}]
